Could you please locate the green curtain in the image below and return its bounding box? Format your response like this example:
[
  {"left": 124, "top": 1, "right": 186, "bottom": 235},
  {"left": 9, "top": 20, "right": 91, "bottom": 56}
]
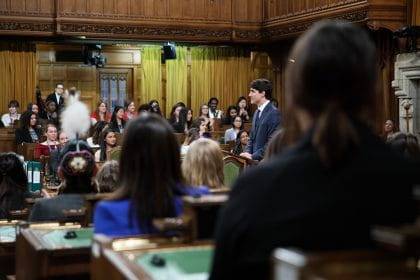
[
  {"left": 191, "top": 47, "right": 252, "bottom": 119},
  {"left": 140, "top": 46, "right": 162, "bottom": 110},
  {"left": 166, "top": 46, "right": 188, "bottom": 117},
  {"left": 0, "top": 41, "right": 37, "bottom": 113}
]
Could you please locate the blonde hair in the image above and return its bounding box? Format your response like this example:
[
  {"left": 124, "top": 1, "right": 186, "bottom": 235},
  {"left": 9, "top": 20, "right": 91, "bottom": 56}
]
[
  {"left": 95, "top": 160, "right": 119, "bottom": 193},
  {"left": 182, "top": 138, "right": 224, "bottom": 189}
]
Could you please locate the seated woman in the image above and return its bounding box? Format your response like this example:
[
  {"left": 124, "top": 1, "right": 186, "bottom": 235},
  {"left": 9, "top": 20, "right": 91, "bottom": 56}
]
[
  {"left": 94, "top": 128, "right": 117, "bottom": 162},
  {"left": 1, "top": 100, "right": 21, "bottom": 127},
  {"left": 94, "top": 113, "right": 209, "bottom": 237},
  {"left": 224, "top": 116, "right": 243, "bottom": 144},
  {"left": 29, "top": 140, "right": 97, "bottom": 222},
  {"left": 109, "top": 106, "right": 126, "bottom": 133},
  {"left": 182, "top": 138, "right": 224, "bottom": 189},
  {"left": 91, "top": 100, "right": 111, "bottom": 126},
  {"left": 232, "top": 130, "right": 249, "bottom": 156},
  {"left": 179, "top": 107, "right": 193, "bottom": 133},
  {"left": 222, "top": 105, "right": 239, "bottom": 126},
  {"left": 236, "top": 96, "right": 250, "bottom": 121},
  {"left": 168, "top": 103, "right": 185, "bottom": 133},
  {"left": 0, "top": 152, "right": 27, "bottom": 219},
  {"left": 149, "top": 99, "right": 162, "bottom": 116},
  {"left": 87, "top": 121, "right": 108, "bottom": 148},
  {"left": 34, "top": 123, "right": 59, "bottom": 159},
  {"left": 39, "top": 100, "right": 58, "bottom": 125},
  {"left": 191, "top": 117, "right": 211, "bottom": 138},
  {"left": 95, "top": 160, "right": 119, "bottom": 193},
  {"left": 181, "top": 128, "right": 200, "bottom": 156},
  {"left": 15, "top": 110, "right": 41, "bottom": 145},
  {"left": 124, "top": 100, "right": 138, "bottom": 120}
]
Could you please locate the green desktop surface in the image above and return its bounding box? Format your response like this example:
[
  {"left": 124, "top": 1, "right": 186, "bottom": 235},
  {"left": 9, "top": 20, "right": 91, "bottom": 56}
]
[
  {"left": 0, "top": 225, "right": 16, "bottom": 242},
  {"left": 136, "top": 246, "right": 213, "bottom": 280},
  {"left": 40, "top": 228, "right": 93, "bottom": 249}
]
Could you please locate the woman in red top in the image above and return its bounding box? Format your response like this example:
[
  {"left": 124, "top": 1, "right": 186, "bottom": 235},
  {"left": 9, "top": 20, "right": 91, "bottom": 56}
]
[
  {"left": 34, "top": 123, "right": 59, "bottom": 159},
  {"left": 91, "top": 100, "right": 111, "bottom": 126},
  {"left": 124, "top": 100, "right": 138, "bottom": 121}
]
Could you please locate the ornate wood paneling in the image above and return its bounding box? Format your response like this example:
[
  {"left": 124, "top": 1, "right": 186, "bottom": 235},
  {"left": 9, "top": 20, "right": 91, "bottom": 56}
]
[
  {"left": 36, "top": 44, "right": 142, "bottom": 113},
  {"left": 0, "top": 0, "right": 410, "bottom": 42}
]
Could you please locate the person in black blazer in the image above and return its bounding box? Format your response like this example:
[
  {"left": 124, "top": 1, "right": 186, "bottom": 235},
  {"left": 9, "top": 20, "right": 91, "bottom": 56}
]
[
  {"left": 210, "top": 21, "right": 420, "bottom": 280},
  {"left": 45, "top": 82, "right": 65, "bottom": 114},
  {"left": 240, "top": 79, "right": 281, "bottom": 161},
  {"left": 15, "top": 110, "right": 41, "bottom": 145}
]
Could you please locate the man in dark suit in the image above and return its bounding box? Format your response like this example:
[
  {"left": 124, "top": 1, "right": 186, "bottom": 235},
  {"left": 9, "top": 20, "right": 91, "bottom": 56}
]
[
  {"left": 45, "top": 82, "right": 65, "bottom": 114},
  {"left": 240, "top": 79, "right": 281, "bottom": 161}
]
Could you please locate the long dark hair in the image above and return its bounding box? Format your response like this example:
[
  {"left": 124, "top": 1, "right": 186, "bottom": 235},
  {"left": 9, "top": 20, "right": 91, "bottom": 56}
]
[
  {"left": 0, "top": 153, "right": 27, "bottom": 219},
  {"left": 285, "top": 20, "right": 377, "bottom": 167},
  {"left": 99, "top": 128, "right": 116, "bottom": 161},
  {"left": 110, "top": 106, "right": 126, "bottom": 131},
  {"left": 20, "top": 110, "right": 37, "bottom": 130},
  {"left": 111, "top": 113, "right": 181, "bottom": 229}
]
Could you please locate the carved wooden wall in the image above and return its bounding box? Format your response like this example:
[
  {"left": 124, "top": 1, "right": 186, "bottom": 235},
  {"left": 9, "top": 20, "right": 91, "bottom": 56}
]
[
  {"left": 0, "top": 0, "right": 409, "bottom": 42},
  {"left": 36, "top": 44, "right": 141, "bottom": 113}
]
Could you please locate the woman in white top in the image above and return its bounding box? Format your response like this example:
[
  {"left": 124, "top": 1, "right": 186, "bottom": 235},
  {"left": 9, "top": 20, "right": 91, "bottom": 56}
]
[
  {"left": 1, "top": 100, "right": 21, "bottom": 127},
  {"left": 224, "top": 116, "right": 243, "bottom": 143}
]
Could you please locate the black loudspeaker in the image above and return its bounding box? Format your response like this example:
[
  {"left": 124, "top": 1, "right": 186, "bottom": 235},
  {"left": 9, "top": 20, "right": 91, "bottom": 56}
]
[{"left": 163, "top": 43, "right": 176, "bottom": 59}]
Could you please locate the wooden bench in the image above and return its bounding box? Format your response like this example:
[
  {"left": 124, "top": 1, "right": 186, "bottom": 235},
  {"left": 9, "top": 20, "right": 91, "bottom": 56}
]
[
  {"left": 182, "top": 194, "right": 228, "bottom": 241},
  {"left": 0, "top": 128, "right": 16, "bottom": 153}
]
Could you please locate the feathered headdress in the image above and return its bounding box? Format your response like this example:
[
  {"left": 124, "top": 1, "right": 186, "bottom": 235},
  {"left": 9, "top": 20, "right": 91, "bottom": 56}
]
[{"left": 60, "top": 88, "right": 91, "bottom": 140}]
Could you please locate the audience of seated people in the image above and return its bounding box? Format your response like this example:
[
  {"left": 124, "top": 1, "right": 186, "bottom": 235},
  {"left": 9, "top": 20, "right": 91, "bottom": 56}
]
[
  {"left": 236, "top": 96, "right": 250, "bottom": 121},
  {"left": 34, "top": 123, "right": 59, "bottom": 159},
  {"left": 181, "top": 128, "right": 200, "bottom": 156},
  {"left": 95, "top": 128, "right": 117, "bottom": 162},
  {"left": 95, "top": 160, "right": 119, "bottom": 193},
  {"left": 182, "top": 138, "right": 224, "bottom": 189},
  {"left": 124, "top": 99, "right": 138, "bottom": 120},
  {"left": 93, "top": 113, "right": 209, "bottom": 237},
  {"left": 1, "top": 100, "right": 20, "bottom": 127},
  {"left": 224, "top": 116, "right": 243, "bottom": 143},
  {"left": 15, "top": 110, "right": 41, "bottom": 145},
  {"left": 90, "top": 100, "right": 112, "bottom": 126},
  {"left": 108, "top": 105, "right": 126, "bottom": 133},
  {"left": 0, "top": 152, "right": 27, "bottom": 219},
  {"left": 29, "top": 139, "right": 97, "bottom": 221},
  {"left": 232, "top": 130, "right": 249, "bottom": 156}
]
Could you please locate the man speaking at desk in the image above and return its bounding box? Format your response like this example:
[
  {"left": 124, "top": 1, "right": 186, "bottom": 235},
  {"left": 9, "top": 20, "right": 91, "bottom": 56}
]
[{"left": 240, "top": 79, "right": 281, "bottom": 161}]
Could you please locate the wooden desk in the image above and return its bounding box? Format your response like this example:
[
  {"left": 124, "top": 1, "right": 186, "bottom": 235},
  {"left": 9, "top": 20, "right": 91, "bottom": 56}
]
[
  {"left": 182, "top": 194, "right": 228, "bottom": 240},
  {"left": 91, "top": 234, "right": 213, "bottom": 280},
  {"left": 0, "top": 220, "right": 18, "bottom": 278},
  {"left": 0, "top": 127, "right": 16, "bottom": 153},
  {"left": 16, "top": 222, "right": 93, "bottom": 280}
]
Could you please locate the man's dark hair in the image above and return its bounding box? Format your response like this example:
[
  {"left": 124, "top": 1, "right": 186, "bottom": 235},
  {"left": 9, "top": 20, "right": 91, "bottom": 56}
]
[{"left": 250, "top": 79, "right": 272, "bottom": 100}]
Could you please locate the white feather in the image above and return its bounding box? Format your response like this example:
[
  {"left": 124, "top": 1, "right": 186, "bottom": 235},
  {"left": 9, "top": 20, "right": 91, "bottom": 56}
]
[{"left": 60, "top": 89, "right": 91, "bottom": 140}]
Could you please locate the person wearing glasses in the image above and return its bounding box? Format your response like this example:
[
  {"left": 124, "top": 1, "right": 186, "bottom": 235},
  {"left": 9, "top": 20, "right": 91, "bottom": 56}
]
[{"left": 46, "top": 83, "right": 65, "bottom": 114}]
